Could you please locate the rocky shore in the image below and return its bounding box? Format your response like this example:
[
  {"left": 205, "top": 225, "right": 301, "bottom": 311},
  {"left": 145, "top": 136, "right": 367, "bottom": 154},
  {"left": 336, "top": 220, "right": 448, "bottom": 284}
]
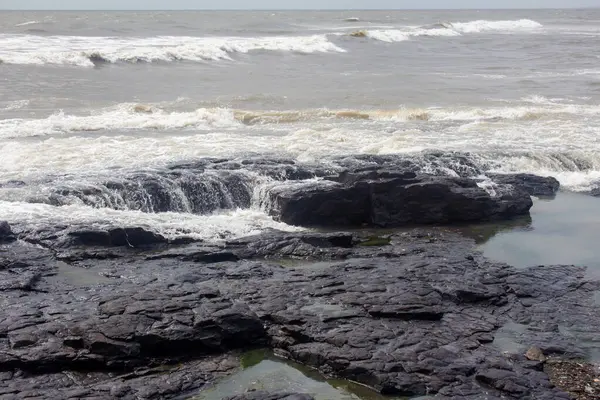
[{"left": 1, "top": 160, "right": 598, "bottom": 399}]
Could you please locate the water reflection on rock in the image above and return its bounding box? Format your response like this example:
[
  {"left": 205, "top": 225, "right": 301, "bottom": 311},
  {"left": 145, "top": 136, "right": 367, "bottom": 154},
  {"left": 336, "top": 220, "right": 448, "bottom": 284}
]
[{"left": 195, "top": 350, "right": 402, "bottom": 400}]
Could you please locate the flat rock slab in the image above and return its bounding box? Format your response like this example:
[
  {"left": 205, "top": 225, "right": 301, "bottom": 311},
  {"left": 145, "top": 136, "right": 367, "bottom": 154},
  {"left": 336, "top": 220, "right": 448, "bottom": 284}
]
[
  {"left": 0, "top": 355, "right": 238, "bottom": 400},
  {"left": 264, "top": 171, "right": 533, "bottom": 227},
  {"left": 0, "top": 229, "right": 599, "bottom": 399}
]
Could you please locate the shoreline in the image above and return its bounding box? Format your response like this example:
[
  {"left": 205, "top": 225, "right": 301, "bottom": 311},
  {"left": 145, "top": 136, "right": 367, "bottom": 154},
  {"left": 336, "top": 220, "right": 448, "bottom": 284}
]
[{"left": 1, "top": 165, "right": 599, "bottom": 399}]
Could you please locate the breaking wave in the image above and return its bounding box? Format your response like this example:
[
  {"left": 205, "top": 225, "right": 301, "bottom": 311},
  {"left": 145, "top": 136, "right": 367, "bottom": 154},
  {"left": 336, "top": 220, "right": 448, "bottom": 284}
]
[
  {"left": 0, "top": 100, "right": 29, "bottom": 112},
  {"left": 3, "top": 101, "right": 599, "bottom": 139},
  {"left": 0, "top": 33, "right": 345, "bottom": 67},
  {"left": 15, "top": 20, "right": 41, "bottom": 27},
  {"left": 0, "top": 19, "right": 543, "bottom": 65},
  {"left": 350, "top": 19, "right": 543, "bottom": 42},
  {"left": 0, "top": 104, "right": 241, "bottom": 138},
  {"left": 447, "top": 19, "right": 543, "bottom": 33}
]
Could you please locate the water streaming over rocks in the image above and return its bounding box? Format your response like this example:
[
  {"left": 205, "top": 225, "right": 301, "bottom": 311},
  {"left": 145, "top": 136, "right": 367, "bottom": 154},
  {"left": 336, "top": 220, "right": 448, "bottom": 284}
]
[{"left": 2, "top": 8, "right": 600, "bottom": 399}]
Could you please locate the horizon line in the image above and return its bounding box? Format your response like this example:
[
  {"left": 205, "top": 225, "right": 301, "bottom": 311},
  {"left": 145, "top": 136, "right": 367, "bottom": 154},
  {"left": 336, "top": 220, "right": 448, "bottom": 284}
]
[{"left": 1, "top": 7, "right": 598, "bottom": 11}]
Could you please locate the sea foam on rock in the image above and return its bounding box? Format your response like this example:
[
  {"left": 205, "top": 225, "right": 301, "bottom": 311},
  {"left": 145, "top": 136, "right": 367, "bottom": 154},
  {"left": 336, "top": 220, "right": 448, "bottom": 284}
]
[{"left": 264, "top": 169, "right": 533, "bottom": 227}]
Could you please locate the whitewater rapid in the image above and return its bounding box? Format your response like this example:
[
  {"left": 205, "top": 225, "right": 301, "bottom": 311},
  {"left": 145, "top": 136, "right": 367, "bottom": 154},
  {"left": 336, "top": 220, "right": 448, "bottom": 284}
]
[
  {"left": 1, "top": 96, "right": 600, "bottom": 192},
  {"left": 2, "top": 12, "right": 599, "bottom": 243}
]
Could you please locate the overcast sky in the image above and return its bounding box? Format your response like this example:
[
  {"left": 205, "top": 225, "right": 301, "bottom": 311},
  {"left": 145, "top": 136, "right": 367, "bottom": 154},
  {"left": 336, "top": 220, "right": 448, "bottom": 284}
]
[{"left": 1, "top": 0, "right": 599, "bottom": 10}]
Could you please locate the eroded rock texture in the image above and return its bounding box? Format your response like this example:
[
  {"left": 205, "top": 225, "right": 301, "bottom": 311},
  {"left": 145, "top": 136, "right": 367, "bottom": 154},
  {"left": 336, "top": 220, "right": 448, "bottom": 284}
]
[{"left": 0, "top": 222, "right": 598, "bottom": 399}]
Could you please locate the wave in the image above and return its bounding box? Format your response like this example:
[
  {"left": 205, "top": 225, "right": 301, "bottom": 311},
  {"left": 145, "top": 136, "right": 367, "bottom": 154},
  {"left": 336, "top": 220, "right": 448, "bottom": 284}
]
[
  {"left": 3, "top": 102, "right": 600, "bottom": 139},
  {"left": 0, "top": 100, "right": 29, "bottom": 112},
  {"left": 447, "top": 19, "right": 543, "bottom": 33},
  {"left": 0, "top": 33, "right": 345, "bottom": 67},
  {"left": 527, "top": 69, "right": 600, "bottom": 79},
  {"left": 477, "top": 151, "right": 600, "bottom": 193},
  {"left": 349, "top": 19, "right": 542, "bottom": 42},
  {"left": 234, "top": 103, "right": 600, "bottom": 124},
  {"left": 15, "top": 20, "right": 40, "bottom": 27},
  {"left": 352, "top": 27, "right": 460, "bottom": 42},
  {"left": 0, "top": 104, "right": 244, "bottom": 138},
  {"left": 2, "top": 131, "right": 600, "bottom": 194}
]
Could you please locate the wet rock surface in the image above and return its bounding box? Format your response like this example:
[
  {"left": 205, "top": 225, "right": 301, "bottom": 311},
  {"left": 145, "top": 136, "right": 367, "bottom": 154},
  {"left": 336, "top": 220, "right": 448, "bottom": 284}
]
[
  {"left": 265, "top": 170, "right": 532, "bottom": 227},
  {"left": 0, "top": 221, "right": 16, "bottom": 243},
  {"left": 66, "top": 227, "right": 170, "bottom": 248},
  {"left": 487, "top": 173, "right": 561, "bottom": 197},
  {"left": 0, "top": 355, "right": 238, "bottom": 400},
  {"left": 1, "top": 226, "right": 599, "bottom": 399},
  {"left": 8, "top": 153, "right": 557, "bottom": 223}
]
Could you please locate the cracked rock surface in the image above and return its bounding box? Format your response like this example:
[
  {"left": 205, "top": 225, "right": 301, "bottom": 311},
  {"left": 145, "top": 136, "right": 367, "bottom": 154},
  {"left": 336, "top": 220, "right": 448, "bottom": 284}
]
[{"left": 0, "top": 223, "right": 598, "bottom": 399}]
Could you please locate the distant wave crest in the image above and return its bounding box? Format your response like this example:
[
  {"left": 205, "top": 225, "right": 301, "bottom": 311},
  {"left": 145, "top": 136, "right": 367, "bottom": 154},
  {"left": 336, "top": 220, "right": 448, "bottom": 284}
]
[
  {"left": 0, "top": 100, "right": 30, "bottom": 112},
  {"left": 0, "top": 33, "right": 345, "bottom": 67},
  {"left": 0, "top": 19, "right": 543, "bottom": 66},
  {"left": 350, "top": 19, "right": 543, "bottom": 42},
  {"left": 15, "top": 20, "right": 40, "bottom": 27}
]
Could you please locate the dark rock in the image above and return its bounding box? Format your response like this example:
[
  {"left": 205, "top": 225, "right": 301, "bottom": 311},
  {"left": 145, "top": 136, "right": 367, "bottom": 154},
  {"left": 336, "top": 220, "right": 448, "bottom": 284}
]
[
  {"left": 42, "top": 169, "right": 255, "bottom": 214},
  {"left": 264, "top": 180, "right": 371, "bottom": 227},
  {"left": 591, "top": 187, "right": 600, "bottom": 197},
  {"left": 67, "top": 227, "right": 167, "bottom": 248},
  {"left": 0, "top": 221, "right": 16, "bottom": 243},
  {"left": 525, "top": 346, "right": 546, "bottom": 362},
  {"left": 227, "top": 231, "right": 358, "bottom": 260},
  {"left": 0, "top": 355, "right": 238, "bottom": 400},
  {"left": 0, "top": 180, "right": 26, "bottom": 188},
  {"left": 265, "top": 171, "right": 532, "bottom": 227},
  {"left": 0, "top": 229, "right": 598, "bottom": 399},
  {"left": 15, "top": 154, "right": 556, "bottom": 221},
  {"left": 488, "top": 173, "right": 560, "bottom": 197},
  {"left": 0, "top": 283, "right": 266, "bottom": 372},
  {"left": 475, "top": 368, "right": 529, "bottom": 395}
]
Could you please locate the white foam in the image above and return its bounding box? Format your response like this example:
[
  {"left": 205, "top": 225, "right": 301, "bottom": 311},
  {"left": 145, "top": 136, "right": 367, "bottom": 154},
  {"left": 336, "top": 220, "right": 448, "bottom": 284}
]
[
  {"left": 356, "top": 27, "right": 460, "bottom": 42},
  {"left": 473, "top": 74, "right": 508, "bottom": 80},
  {"left": 448, "top": 19, "right": 543, "bottom": 34},
  {"left": 0, "top": 100, "right": 30, "bottom": 112},
  {"left": 0, "top": 200, "right": 303, "bottom": 242},
  {"left": 2, "top": 101, "right": 600, "bottom": 192},
  {"left": 531, "top": 69, "right": 600, "bottom": 78},
  {"left": 15, "top": 20, "right": 40, "bottom": 27},
  {"left": 363, "top": 30, "right": 410, "bottom": 43},
  {"left": 372, "top": 103, "right": 600, "bottom": 122},
  {"left": 0, "top": 33, "right": 346, "bottom": 67},
  {"left": 486, "top": 152, "right": 600, "bottom": 193},
  {"left": 0, "top": 104, "right": 240, "bottom": 138},
  {"left": 358, "top": 19, "right": 542, "bottom": 42},
  {"left": 3, "top": 102, "right": 599, "bottom": 139},
  {"left": 9, "top": 102, "right": 596, "bottom": 140}
]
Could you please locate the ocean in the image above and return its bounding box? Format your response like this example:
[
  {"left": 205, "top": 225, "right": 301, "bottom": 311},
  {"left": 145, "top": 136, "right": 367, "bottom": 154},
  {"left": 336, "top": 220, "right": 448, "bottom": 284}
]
[{"left": 1, "top": 9, "right": 600, "bottom": 242}]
